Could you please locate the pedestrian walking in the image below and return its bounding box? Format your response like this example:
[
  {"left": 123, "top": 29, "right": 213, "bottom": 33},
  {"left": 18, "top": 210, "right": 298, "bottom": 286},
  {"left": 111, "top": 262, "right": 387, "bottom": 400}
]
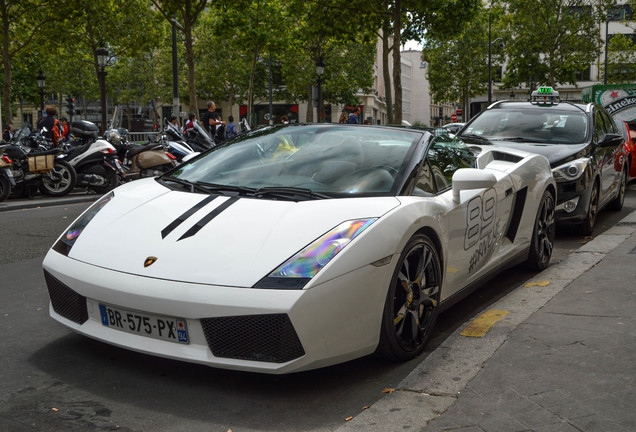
[{"left": 348, "top": 107, "right": 361, "bottom": 124}]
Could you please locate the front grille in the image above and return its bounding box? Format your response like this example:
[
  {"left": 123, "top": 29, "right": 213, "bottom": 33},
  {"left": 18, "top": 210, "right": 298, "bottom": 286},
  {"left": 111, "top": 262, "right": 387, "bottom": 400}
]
[
  {"left": 201, "top": 314, "right": 305, "bottom": 363},
  {"left": 44, "top": 270, "right": 88, "bottom": 325}
]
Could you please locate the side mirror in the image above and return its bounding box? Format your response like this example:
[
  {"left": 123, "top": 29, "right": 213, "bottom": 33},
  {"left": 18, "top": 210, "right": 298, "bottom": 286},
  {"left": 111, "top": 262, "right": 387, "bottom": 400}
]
[
  {"left": 452, "top": 168, "right": 497, "bottom": 203},
  {"left": 597, "top": 133, "right": 623, "bottom": 148}
]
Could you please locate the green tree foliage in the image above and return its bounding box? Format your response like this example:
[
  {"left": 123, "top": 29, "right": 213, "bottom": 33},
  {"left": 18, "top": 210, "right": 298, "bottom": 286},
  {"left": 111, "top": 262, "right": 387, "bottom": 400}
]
[
  {"left": 194, "top": 11, "right": 253, "bottom": 116},
  {"left": 499, "top": 0, "right": 610, "bottom": 89},
  {"left": 605, "top": 34, "right": 636, "bottom": 83},
  {"left": 0, "top": 0, "right": 61, "bottom": 123},
  {"left": 422, "top": 6, "right": 490, "bottom": 116},
  {"left": 150, "top": 0, "right": 210, "bottom": 112}
]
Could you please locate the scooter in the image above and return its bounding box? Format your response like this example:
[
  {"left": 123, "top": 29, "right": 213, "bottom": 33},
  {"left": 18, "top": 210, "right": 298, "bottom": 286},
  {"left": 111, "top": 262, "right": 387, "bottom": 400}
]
[
  {"left": 59, "top": 120, "right": 121, "bottom": 194},
  {"left": 0, "top": 139, "right": 75, "bottom": 198},
  {"left": 104, "top": 128, "right": 177, "bottom": 181}
]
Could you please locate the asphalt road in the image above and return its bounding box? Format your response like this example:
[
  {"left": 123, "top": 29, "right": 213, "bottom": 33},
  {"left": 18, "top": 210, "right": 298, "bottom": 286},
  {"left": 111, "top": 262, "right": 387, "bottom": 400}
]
[{"left": 1, "top": 184, "right": 635, "bottom": 431}]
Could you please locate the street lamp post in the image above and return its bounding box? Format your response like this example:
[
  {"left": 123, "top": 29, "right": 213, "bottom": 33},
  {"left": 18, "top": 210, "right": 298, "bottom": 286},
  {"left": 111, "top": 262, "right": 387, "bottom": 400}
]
[
  {"left": 37, "top": 70, "right": 46, "bottom": 115},
  {"left": 96, "top": 47, "right": 109, "bottom": 135},
  {"left": 315, "top": 58, "right": 325, "bottom": 123}
]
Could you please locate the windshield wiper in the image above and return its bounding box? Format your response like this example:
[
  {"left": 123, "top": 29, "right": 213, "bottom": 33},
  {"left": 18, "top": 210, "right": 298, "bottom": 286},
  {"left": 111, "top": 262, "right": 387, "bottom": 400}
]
[
  {"left": 459, "top": 133, "right": 492, "bottom": 143},
  {"left": 254, "top": 186, "right": 330, "bottom": 201},
  {"left": 160, "top": 176, "right": 210, "bottom": 193},
  {"left": 491, "top": 137, "right": 538, "bottom": 143},
  {"left": 194, "top": 181, "right": 257, "bottom": 196}
]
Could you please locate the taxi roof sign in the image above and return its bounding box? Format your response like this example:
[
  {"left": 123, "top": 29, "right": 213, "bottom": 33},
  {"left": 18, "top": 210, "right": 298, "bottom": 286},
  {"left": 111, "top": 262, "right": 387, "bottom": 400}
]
[{"left": 530, "top": 86, "right": 560, "bottom": 106}]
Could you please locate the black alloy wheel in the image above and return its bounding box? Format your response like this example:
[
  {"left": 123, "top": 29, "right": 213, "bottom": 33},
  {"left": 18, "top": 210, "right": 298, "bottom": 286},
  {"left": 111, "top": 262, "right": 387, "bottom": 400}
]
[
  {"left": 608, "top": 167, "right": 627, "bottom": 211},
  {"left": 526, "top": 190, "right": 556, "bottom": 271},
  {"left": 578, "top": 182, "right": 599, "bottom": 236},
  {"left": 377, "top": 233, "right": 442, "bottom": 361}
]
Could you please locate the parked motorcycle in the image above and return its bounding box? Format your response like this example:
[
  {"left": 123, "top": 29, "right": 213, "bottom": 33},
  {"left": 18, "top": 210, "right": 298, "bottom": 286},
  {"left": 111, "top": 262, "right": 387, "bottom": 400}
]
[
  {"left": 0, "top": 153, "right": 14, "bottom": 202},
  {"left": 59, "top": 120, "right": 121, "bottom": 194},
  {"left": 104, "top": 128, "right": 177, "bottom": 181},
  {"left": 161, "top": 123, "right": 200, "bottom": 162},
  {"left": 182, "top": 120, "right": 215, "bottom": 153},
  {"left": 0, "top": 132, "right": 75, "bottom": 198}
]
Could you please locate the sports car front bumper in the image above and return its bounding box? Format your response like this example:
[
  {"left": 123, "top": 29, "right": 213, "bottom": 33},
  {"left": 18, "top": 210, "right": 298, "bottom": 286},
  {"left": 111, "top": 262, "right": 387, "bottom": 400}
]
[{"left": 43, "top": 249, "right": 395, "bottom": 374}]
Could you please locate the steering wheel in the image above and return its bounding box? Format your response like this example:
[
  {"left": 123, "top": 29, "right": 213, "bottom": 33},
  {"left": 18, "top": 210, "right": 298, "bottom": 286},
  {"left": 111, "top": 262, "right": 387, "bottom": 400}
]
[{"left": 368, "top": 165, "right": 399, "bottom": 177}]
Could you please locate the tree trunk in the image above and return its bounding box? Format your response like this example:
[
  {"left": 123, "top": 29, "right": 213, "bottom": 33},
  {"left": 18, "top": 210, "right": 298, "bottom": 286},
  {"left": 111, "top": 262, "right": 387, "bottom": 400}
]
[
  {"left": 381, "top": 23, "right": 393, "bottom": 125},
  {"left": 392, "top": 0, "right": 403, "bottom": 125}
]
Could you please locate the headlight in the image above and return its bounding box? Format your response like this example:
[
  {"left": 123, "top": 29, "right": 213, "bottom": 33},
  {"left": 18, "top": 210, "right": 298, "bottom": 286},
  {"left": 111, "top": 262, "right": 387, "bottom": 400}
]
[
  {"left": 253, "top": 218, "right": 376, "bottom": 289},
  {"left": 52, "top": 192, "right": 114, "bottom": 256},
  {"left": 552, "top": 158, "right": 591, "bottom": 182}
]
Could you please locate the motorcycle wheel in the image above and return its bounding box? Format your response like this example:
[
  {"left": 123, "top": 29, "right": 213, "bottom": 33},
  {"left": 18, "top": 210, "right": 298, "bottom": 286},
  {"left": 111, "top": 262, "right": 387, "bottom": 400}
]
[
  {"left": 0, "top": 175, "right": 10, "bottom": 202},
  {"left": 39, "top": 160, "right": 76, "bottom": 197},
  {"left": 92, "top": 167, "right": 119, "bottom": 194}
]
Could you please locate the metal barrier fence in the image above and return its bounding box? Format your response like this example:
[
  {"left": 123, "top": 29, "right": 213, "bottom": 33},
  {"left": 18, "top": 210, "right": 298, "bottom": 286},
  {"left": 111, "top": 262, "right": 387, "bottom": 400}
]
[{"left": 127, "top": 131, "right": 159, "bottom": 144}]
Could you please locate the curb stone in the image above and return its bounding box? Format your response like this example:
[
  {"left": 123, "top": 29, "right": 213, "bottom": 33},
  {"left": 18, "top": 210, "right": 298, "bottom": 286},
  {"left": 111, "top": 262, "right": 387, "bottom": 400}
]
[{"left": 335, "top": 210, "right": 636, "bottom": 432}]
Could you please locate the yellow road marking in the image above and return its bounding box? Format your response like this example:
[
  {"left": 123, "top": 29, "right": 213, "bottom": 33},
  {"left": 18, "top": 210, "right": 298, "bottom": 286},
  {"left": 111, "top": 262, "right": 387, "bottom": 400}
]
[
  {"left": 524, "top": 281, "right": 551, "bottom": 287},
  {"left": 460, "top": 310, "right": 510, "bottom": 338}
]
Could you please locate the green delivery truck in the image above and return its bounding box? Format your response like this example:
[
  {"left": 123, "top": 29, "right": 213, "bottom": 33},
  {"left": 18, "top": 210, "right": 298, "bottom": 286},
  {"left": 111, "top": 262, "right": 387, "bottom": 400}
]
[{"left": 581, "top": 84, "right": 636, "bottom": 123}]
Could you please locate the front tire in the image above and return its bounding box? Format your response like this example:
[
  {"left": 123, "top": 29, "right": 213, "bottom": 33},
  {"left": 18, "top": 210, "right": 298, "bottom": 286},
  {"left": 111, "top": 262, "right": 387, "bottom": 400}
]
[
  {"left": 526, "top": 190, "right": 556, "bottom": 271},
  {"left": 377, "top": 233, "right": 442, "bottom": 361},
  {"left": 39, "top": 160, "right": 76, "bottom": 197}
]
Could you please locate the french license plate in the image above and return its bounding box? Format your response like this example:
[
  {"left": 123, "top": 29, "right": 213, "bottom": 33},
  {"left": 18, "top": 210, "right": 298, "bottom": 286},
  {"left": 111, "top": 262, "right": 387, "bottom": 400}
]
[{"left": 98, "top": 303, "right": 189, "bottom": 344}]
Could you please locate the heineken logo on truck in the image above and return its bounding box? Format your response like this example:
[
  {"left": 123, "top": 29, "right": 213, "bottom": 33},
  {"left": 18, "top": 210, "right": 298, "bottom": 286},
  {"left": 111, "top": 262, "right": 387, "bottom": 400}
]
[
  {"left": 592, "top": 86, "right": 636, "bottom": 122},
  {"left": 604, "top": 95, "right": 636, "bottom": 116}
]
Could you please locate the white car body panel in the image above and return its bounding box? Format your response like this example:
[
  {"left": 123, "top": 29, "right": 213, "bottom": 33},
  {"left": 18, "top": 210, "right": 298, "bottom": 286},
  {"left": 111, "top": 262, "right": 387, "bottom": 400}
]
[{"left": 43, "top": 131, "right": 555, "bottom": 374}]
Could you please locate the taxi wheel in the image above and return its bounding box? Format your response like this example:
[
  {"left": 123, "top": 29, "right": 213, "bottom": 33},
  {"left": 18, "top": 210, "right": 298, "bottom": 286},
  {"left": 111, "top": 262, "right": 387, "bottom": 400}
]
[
  {"left": 578, "top": 183, "right": 599, "bottom": 236},
  {"left": 377, "top": 233, "right": 441, "bottom": 361},
  {"left": 526, "top": 190, "right": 555, "bottom": 271},
  {"left": 608, "top": 167, "right": 627, "bottom": 211}
]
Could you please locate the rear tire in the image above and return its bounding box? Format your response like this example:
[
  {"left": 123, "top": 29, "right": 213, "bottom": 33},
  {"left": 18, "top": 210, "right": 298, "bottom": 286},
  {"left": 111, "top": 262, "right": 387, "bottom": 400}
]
[
  {"left": 0, "top": 176, "right": 10, "bottom": 202},
  {"left": 376, "top": 233, "right": 442, "bottom": 361},
  {"left": 92, "top": 167, "right": 119, "bottom": 194},
  {"left": 607, "top": 167, "right": 627, "bottom": 211},
  {"left": 39, "top": 160, "right": 76, "bottom": 197},
  {"left": 526, "top": 190, "right": 555, "bottom": 271}
]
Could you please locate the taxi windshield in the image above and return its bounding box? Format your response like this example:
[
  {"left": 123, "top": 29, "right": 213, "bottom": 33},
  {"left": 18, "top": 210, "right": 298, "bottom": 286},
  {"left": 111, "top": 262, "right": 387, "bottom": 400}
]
[{"left": 463, "top": 109, "right": 588, "bottom": 144}]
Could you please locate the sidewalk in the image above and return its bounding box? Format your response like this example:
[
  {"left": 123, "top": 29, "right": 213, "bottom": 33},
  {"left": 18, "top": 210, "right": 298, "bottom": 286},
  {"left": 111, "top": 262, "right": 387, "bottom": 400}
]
[
  {"left": 0, "top": 190, "right": 100, "bottom": 212},
  {"left": 338, "top": 210, "right": 636, "bottom": 432}
]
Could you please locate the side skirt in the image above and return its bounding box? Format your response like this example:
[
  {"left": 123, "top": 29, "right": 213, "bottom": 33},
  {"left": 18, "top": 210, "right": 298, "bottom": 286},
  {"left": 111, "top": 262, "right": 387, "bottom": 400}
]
[{"left": 439, "top": 249, "right": 529, "bottom": 313}]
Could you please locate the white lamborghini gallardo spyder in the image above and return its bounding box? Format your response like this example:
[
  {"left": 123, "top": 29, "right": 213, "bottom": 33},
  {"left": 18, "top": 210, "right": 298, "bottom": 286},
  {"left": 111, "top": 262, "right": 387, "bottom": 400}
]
[{"left": 43, "top": 124, "right": 556, "bottom": 374}]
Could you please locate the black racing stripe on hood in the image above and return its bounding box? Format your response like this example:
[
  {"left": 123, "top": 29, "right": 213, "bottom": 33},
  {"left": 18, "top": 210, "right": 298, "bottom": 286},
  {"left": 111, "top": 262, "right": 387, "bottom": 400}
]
[
  {"left": 178, "top": 196, "right": 240, "bottom": 241},
  {"left": 161, "top": 195, "right": 218, "bottom": 239}
]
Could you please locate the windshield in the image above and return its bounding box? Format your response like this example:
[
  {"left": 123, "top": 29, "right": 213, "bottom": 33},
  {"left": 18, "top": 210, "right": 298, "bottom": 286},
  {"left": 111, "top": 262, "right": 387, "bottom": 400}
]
[
  {"left": 167, "top": 124, "right": 422, "bottom": 197},
  {"left": 463, "top": 108, "right": 589, "bottom": 144}
]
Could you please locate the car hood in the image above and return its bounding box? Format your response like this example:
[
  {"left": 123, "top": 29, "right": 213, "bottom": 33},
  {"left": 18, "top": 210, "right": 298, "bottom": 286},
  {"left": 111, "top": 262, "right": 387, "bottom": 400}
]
[
  {"left": 66, "top": 178, "right": 400, "bottom": 287},
  {"left": 461, "top": 136, "right": 590, "bottom": 167}
]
